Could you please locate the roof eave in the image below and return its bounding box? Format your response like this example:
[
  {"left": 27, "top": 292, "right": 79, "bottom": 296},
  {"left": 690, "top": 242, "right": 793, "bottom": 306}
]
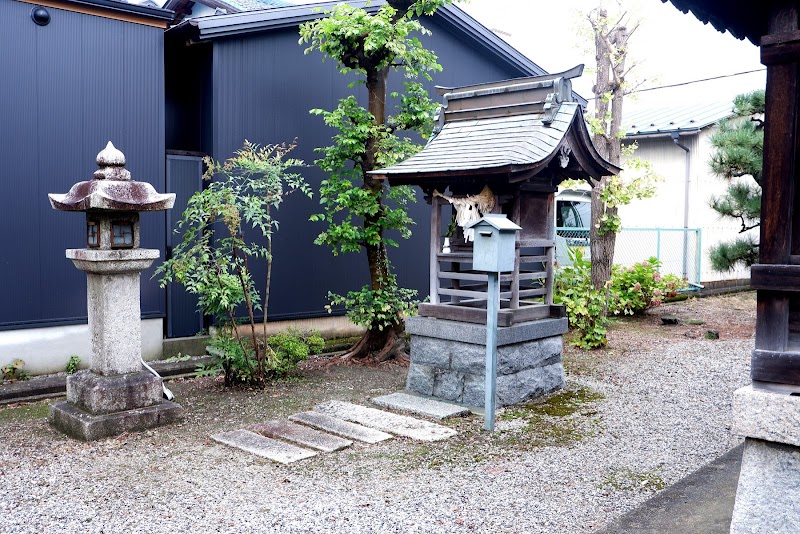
[
  {"left": 176, "top": 1, "right": 550, "bottom": 79},
  {"left": 61, "top": 0, "right": 175, "bottom": 22}
]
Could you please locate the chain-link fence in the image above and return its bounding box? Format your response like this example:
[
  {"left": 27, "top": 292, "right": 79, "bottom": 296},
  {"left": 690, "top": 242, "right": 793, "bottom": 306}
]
[{"left": 555, "top": 227, "right": 702, "bottom": 286}]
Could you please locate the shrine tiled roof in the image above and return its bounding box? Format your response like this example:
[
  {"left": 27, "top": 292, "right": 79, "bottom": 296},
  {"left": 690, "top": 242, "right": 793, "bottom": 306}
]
[{"left": 370, "top": 67, "right": 619, "bottom": 184}]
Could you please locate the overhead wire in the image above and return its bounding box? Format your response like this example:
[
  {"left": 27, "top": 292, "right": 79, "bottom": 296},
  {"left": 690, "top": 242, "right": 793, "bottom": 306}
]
[{"left": 584, "top": 68, "right": 766, "bottom": 100}]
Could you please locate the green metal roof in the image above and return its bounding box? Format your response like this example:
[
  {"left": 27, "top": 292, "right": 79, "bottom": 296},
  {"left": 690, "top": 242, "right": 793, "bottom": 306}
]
[{"left": 625, "top": 100, "right": 735, "bottom": 137}]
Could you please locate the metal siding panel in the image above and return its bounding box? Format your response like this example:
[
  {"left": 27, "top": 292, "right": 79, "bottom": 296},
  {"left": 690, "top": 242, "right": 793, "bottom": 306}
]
[
  {"left": 0, "top": 5, "right": 166, "bottom": 328},
  {"left": 165, "top": 156, "right": 204, "bottom": 337},
  {"left": 0, "top": 0, "right": 42, "bottom": 325},
  {"left": 35, "top": 5, "right": 88, "bottom": 322}
]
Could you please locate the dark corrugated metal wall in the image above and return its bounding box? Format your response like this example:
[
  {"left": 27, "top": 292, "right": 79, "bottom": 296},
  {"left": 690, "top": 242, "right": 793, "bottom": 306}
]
[
  {"left": 166, "top": 17, "right": 527, "bottom": 322},
  {"left": 0, "top": 1, "right": 166, "bottom": 329}
]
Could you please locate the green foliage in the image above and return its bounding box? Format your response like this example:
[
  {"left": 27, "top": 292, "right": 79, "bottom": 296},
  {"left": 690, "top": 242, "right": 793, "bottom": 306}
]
[
  {"left": 554, "top": 249, "right": 610, "bottom": 349},
  {"left": 555, "top": 250, "right": 687, "bottom": 349},
  {"left": 300, "top": 1, "right": 452, "bottom": 341},
  {"left": 65, "top": 355, "right": 81, "bottom": 375},
  {"left": 156, "top": 141, "right": 311, "bottom": 387},
  {"left": 610, "top": 258, "right": 685, "bottom": 316},
  {"left": 206, "top": 328, "right": 324, "bottom": 384},
  {"left": 1, "top": 359, "right": 29, "bottom": 382},
  {"left": 709, "top": 236, "right": 759, "bottom": 272},
  {"left": 267, "top": 329, "right": 325, "bottom": 373},
  {"left": 325, "top": 273, "right": 418, "bottom": 331},
  {"left": 597, "top": 143, "right": 661, "bottom": 235},
  {"left": 708, "top": 90, "right": 764, "bottom": 271}
]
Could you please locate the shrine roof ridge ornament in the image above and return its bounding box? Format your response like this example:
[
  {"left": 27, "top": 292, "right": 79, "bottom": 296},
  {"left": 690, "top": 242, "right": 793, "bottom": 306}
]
[{"left": 48, "top": 142, "right": 175, "bottom": 212}]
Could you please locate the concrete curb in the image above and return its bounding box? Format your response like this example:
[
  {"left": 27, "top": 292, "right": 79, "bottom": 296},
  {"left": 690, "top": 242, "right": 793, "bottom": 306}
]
[{"left": 0, "top": 355, "right": 214, "bottom": 405}]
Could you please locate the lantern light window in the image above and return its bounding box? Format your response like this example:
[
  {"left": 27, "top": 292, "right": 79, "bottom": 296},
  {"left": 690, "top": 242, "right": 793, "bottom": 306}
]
[
  {"left": 87, "top": 221, "right": 99, "bottom": 247},
  {"left": 112, "top": 221, "right": 134, "bottom": 248}
]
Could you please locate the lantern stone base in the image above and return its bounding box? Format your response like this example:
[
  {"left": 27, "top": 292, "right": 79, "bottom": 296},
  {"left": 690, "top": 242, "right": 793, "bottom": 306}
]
[
  {"left": 405, "top": 316, "right": 567, "bottom": 407},
  {"left": 49, "top": 370, "right": 183, "bottom": 441},
  {"left": 729, "top": 385, "right": 800, "bottom": 533}
]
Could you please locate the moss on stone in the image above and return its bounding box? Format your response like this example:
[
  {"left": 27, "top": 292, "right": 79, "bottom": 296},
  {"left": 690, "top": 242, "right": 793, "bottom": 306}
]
[
  {"left": 600, "top": 467, "right": 667, "bottom": 492},
  {"left": 0, "top": 401, "right": 50, "bottom": 423}
]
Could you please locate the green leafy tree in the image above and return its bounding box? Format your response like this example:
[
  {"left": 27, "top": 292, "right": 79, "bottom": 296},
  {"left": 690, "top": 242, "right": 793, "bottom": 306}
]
[
  {"left": 156, "top": 141, "right": 312, "bottom": 386},
  {"left": 300, "top": 0, "right": 453, "bottom": 361},
  {"left": 708, "top": 90, "right": 764, "bottom": 271}
]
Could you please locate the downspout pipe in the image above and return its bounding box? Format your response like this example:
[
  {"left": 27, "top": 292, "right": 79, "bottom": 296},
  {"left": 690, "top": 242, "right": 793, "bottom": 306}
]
[{"left": 671, "top": 132, "right": 692, "bottom": 280}]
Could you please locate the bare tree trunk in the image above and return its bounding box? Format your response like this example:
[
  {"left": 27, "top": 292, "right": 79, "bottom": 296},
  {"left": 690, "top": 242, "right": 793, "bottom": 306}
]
[{"left": 589, "top": 8, "right": 627, "bottom": 290}]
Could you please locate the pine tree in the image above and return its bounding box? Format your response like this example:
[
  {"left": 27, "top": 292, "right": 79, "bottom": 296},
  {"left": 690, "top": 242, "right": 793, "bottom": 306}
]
[{"left": 708, "top": 90, "right": 764, "bottom": 271}]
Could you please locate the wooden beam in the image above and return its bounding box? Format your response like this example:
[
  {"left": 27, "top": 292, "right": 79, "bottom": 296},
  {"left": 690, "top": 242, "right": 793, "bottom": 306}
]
[
  {"left": 752, "top": 349, "right": 800, "bottom": 385},
  {"left": 751, "top": 264, "right": 800, "bottom": 291}
]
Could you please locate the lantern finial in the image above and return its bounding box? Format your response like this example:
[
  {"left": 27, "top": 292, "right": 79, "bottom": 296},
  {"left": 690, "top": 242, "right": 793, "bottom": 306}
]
[{"left": 94, "top": 141, "right": 131, "bottom": 180}]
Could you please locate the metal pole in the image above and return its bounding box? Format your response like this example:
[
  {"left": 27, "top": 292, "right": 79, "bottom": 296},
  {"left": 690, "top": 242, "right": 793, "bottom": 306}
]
[
  {"left": 485, "top": 271, "right": 499, "bottom": 431},
  {"left": 656, "top": 228, "right": 661, "bottom": 264}
]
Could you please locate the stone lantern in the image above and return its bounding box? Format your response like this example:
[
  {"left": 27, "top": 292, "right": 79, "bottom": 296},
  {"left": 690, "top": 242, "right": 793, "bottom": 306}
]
[{"left": 48, "top": 142, "right": 182, "bottom": 440}]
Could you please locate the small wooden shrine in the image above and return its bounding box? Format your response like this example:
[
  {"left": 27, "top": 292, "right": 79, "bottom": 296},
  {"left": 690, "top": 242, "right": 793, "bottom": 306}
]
[{"left": 371, "top": 65, "right": 619, "bottom": 326}]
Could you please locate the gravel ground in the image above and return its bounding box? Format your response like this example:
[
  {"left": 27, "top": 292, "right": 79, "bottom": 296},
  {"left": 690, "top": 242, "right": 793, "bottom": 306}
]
[{"left": 0, "top": 293, "right": 754, "bottom": 533}]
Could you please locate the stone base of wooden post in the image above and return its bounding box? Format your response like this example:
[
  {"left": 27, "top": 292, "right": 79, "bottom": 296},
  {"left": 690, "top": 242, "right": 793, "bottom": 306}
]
[
  {"left": 729, "top": 385, "right": 800, "bottom": 533},
  {"left": 405, "top": 316, "right": 567, "bottom": 407}
]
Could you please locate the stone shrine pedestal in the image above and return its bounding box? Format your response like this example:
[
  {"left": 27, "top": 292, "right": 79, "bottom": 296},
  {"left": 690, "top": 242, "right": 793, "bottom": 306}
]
[
  {"left": 729, "top": 384, "right": 800, "bottom": 532},
  {"left": 405, "top": 316, "right": 567, "bottom": 407},
  {"left": 49, "top": 249, "right": 182, "bottom": 440}
]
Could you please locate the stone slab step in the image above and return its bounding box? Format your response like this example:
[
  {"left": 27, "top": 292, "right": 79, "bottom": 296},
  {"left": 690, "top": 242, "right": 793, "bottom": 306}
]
[
  {"left": 315, "top": 401, "right": 458, "bottom": 442},
  {"left": 289, "top": 411, "right": 392, "bottom": 444},
  {"left": 211, "top": 429, "right": 316, "bottom": 464},
  {"left": 249, "top": 420, "right": 352, "bottom": 453},
  {"left": 371, "top": 392, "right": 472, "bottom": 420}
]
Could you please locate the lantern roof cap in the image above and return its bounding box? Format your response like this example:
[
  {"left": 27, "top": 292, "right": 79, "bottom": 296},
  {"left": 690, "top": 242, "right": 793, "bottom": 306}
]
[{"left": 48, "top": 142, "right": 175, "bottom": 212}]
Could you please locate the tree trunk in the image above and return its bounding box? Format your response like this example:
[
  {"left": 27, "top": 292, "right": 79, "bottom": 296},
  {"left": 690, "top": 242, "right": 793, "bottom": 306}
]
[
  {"left": 589, "top": 9, "right": 626, "bottom": 290},
  {"left": 342, "top": 65, "right": 407, "bottom": 361},
  {"left": 589, "top": 181, "right": 617, "bottom": 289}
]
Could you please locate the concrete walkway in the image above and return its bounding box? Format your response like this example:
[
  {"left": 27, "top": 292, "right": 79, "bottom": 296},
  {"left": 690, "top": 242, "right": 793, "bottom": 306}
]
[{"left": 599, "top": 444, "right": 744, "bottom": 533}]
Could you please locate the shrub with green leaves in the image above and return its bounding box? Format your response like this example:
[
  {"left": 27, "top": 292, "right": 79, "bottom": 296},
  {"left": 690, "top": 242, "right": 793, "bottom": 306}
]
[
  {"left": 554, "top": 249, "right": 610, "bottom": 350},
  {"left": 2, "top": 359, "right": 29, "bottom": 382},
  {"left": 555, "top": 250, "right": 687, "bottom": 349},
  {"left": 609, "top": 258, "right": 685, "bottom": 316},
  {"left": 65, "top": 355, "right": 81, "bottom": 375},
  {"left": 156, "top": 141, "right": 311, "bottom": 387},
  {"left": 205, "top": 328, "right": 324, "bottom": 385}
]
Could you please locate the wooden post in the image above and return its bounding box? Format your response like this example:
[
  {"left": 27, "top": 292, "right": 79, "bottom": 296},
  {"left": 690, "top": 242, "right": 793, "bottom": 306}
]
[
  {"left": 544, "top": 192, "right": 555, "bottom": 305},
  {"left": 429, "top": 196, "right": 441, "bottom": 305},
  {"left": 750, "top": 9, "right": 800, "bottom": 383},
  {"left": 511, "top": 191, "right": 521, "bottom": 309}
]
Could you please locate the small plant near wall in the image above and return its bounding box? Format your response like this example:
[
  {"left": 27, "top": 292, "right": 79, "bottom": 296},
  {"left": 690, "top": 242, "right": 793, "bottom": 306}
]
[
  {"left": 65, "top": 355, "right": 81, "bottom": 375},
  {"left": 156, "top": 141, "right": 312, "bottom": 387},
  {"left": 205, "top": 329, "right": 324, "bottom": 385},
  {"left": 1, "top": 359, "right": 29, "bottom": 382},
  {"left": 555, "top": 249, "right": 686, "bottom": 349}
]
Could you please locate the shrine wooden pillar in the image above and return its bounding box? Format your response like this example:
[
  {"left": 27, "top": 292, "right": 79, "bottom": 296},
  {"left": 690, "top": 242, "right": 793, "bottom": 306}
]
[
  {"left": 730, "top": 3, "right": 800, "bottom": 529},
  {"left": 750, "top": 4, "right": 800, "bottom": 386}
]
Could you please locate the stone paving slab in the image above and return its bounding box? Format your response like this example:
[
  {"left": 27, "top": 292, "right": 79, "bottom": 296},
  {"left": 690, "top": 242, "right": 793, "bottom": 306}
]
[
  {"left": 371, "top": 392, "right": 471, "bottom": 420},
  {"left": 315, "top": 401, "right": 458, "bottom": 442},
  {"left": 289, "top": 411, "right": 393, "bottom": 444},
  {"left": 249, "top": 420, "right": 352, "bottom": 453},
  {"left": 211, "top": 429, "right": 317, "bottom": 464},
  {"left": 599, "top": 444, "right": 743, "bottom": 533}
]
